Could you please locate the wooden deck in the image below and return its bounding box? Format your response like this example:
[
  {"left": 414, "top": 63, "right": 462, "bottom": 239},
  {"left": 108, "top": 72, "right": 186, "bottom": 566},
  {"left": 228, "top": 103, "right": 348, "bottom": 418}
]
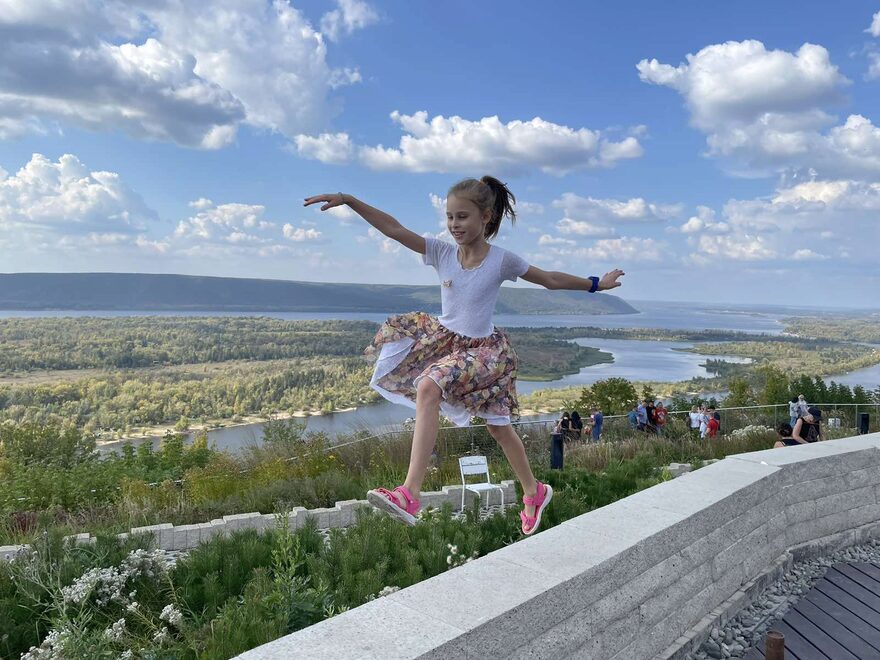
[{"left": 745, "top": 562, "right": 880, "bottom": 659}]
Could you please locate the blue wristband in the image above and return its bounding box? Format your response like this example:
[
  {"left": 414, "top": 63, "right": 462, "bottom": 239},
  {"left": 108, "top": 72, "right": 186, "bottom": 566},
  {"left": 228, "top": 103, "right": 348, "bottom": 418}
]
[{"left": 588, "top": 276, "right": 600, "bottom": 293}]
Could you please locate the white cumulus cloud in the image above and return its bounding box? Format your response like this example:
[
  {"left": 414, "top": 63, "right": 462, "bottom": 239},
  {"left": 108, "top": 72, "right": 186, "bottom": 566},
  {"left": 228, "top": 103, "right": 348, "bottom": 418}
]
[
  {"left": 792, "top": 248, "right": 827, "bottom": 260},
  {"left": 552, "top": 192, "right": 683, "bottom": 224},
  {"left": 294, "top": 133, "right": 354, "bottom": 164},
  {"left": 679, "top": 206, "right": 730, "bottom": 234},
  {"left": 637, "top": 40, "right": 880, "bottom": 179},
  {"left": 537, "top": 234, "right": 575, "bottom": 246},
  {"left": 283, "top": 224, "right": 323, "bottom": 242},
  {"left": 320, "top": 0, "right": 379, "bottom": 42},
  {"left": 869, "top": 10, "right": 880, "bottom": 37},
  {"left": 340, "top": 111, "right": 643, "bottom": 175},
  {"left": 0, "top": 0, "right": 370, "bottom": 146},
  {"left": 576, "top": 237, "right": 665, "bottom": 262},
  {"left": 0, "top": 153, "right": 155, "bottom": 241},
  {"left": 556, "top": 218, "right": 617, "bottom": 237}
]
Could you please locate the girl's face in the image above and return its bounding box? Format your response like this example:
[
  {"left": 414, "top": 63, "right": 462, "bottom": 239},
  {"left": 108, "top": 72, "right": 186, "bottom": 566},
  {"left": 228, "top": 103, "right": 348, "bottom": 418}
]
[{"left": 446, "top": 195, "right": 490, "bottom": 245}]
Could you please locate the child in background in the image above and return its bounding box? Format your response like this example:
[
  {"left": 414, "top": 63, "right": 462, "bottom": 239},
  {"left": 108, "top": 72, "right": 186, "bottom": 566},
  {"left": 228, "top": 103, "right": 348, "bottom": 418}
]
[{"left": 706, "top": 407, "right": 720, "bottom": 438}]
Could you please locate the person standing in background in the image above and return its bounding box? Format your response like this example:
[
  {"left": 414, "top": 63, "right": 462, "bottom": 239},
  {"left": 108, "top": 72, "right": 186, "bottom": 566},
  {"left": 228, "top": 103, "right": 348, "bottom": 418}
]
[
  {"left": 797, "top": 394, "right": 809, "bottom": 418},
  {"left": 645, "top": 399, "right": 657, "bottom": 434},
  {"left": 636, "top": 401, "right": 648, "bottom": 432},
  {"left": 591, "top": 407, "right": 604, "bottom": 442},
  {"left": 570, "top": 411, "right": 584, "bottom": 442},
  {"left": 654, "top": 400, "right": 668, "bottom": 436},
  {"left": 689, "top": 405, "right": 702, "bottom": 439},
  {"left": 699, "top": 405, "right": 710, "bottom": 439},
  {"left": 707, "top": 407, "right": 720, "bottom": 438},
  {"left": 789, "top": 396, "right": 800, "bottom": 426},
  {"left": 793, "top": 406, "right": 823, "bottom": 443}
]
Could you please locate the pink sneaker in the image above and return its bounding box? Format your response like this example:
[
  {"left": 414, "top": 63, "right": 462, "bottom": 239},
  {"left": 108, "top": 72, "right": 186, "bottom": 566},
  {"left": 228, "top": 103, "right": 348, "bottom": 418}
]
[
  {"left": 367, "top": 485, "right": 420, "bottom": 526},
  {"left": 520, "top": 481, "right": 552, "bottom": 535}
]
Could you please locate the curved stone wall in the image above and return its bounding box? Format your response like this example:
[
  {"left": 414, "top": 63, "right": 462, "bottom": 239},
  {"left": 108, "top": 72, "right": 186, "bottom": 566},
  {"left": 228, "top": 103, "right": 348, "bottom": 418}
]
[{"left": 238, "top": 432, "right": 880, "bottom": 659}]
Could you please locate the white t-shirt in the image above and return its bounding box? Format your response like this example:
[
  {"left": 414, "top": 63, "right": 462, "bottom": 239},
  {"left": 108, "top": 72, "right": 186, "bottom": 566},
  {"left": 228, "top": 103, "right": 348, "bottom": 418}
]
[
  {"left": 423, "top": 237, "right": 529, "bottom": 338},
  {"left": 689, "top": 412, "right": 701, "bottom": 429}
]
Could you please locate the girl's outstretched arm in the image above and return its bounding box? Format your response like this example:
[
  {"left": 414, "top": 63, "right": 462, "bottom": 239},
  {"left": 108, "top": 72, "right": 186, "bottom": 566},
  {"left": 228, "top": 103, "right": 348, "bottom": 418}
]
[
  {"left": 521, "top": 266, "right": 625, "bottom": 292},
  {"left": 303, "top": 193, "right": 426, "bottom": 255}
]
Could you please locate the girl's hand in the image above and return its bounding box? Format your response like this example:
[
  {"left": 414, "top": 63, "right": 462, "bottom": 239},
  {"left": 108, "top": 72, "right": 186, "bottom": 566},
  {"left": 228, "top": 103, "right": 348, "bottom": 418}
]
[
  {"left": 303, "top": 193, "right": 347, "bottom": 211},
  {"left": 598, "top": 269, "right": 625, "bottom": 290}
]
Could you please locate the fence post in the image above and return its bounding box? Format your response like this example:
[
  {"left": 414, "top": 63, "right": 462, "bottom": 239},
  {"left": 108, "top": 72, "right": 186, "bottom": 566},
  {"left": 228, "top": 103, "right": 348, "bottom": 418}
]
[{"left": 765, "top": 630, "right": 784, "bottom": 660}]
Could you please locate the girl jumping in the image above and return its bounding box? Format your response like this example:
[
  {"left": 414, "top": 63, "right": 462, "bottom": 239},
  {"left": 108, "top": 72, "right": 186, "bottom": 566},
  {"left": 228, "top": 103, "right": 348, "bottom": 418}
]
[{"left": 304, "top": 177, "right": 624, "bottom": 535}]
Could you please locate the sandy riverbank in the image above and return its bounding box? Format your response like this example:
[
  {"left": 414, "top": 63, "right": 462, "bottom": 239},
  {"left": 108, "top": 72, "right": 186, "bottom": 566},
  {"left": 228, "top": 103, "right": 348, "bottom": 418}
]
[{"left": 96, "top": 407, "right": 360, "bottom": 446}]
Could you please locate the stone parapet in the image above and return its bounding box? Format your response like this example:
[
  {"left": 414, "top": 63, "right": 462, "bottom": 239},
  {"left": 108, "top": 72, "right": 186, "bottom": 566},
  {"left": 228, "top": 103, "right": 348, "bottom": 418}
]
[
  {"left": 237, "top": 433, "right": 880, "bottom": 659},
  {"left": 0, "top": 480, "right": 516, "bottom": 559}
]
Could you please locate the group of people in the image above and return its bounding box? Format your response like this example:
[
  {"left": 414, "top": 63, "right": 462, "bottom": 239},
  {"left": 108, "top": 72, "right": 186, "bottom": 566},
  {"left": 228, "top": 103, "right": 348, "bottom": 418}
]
[
  {"left": 627, "top": 399, "right": 670, "bottom": 435},
  {"left": 776, "top": 395, "right": 823, "bottom": 447},
  {"left": 555, "top": 408, "right": 604, "bottom": 442},
  {"left": 688, "top": 405, "right": 721, "bottom": 439}
]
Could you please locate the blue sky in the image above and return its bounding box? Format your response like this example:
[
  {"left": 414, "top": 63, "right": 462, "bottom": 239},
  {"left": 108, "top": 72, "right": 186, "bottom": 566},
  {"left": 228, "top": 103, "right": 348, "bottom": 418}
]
[{"left": 1, "top": 1, "right": 879, "bottom": 307}]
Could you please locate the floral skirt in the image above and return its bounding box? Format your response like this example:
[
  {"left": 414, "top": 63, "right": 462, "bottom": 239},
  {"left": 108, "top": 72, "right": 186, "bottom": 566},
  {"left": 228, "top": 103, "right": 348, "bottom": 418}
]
[{"left": 364, "top": 311, "right": 520, "bottom": 427}]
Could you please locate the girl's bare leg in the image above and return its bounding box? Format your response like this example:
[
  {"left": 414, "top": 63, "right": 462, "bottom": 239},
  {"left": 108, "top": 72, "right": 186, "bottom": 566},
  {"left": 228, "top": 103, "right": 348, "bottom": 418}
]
[
  {"left": 392, "top": 377, "right": 442, "bottom": 506},
  {"left": 487, "top": 424, "right": 538, "bottom": 516}
]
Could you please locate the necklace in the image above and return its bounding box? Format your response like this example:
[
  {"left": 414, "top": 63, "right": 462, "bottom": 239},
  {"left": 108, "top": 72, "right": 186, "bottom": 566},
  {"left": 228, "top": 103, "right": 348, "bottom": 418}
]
[
  {"left": 443, "top": 246, "right": 492, "bottom": 288},
  {"left": 456, "top": 246, "right": 491, "bottom": 271}
]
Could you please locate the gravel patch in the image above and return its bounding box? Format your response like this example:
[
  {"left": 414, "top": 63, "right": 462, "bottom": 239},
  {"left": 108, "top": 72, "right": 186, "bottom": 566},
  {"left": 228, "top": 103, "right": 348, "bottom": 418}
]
[{"left": 686, "top": 538, "right": 880, "bottom": 659}]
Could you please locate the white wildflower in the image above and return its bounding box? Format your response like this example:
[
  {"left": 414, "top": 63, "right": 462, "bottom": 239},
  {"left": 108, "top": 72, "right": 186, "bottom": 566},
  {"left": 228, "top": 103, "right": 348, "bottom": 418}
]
[
  {"left": 103, "top": 618, "right": 126, "bottom": 642},
  {"left": 119, "top": 651, "right": 134, "bottom": 660},
  {"left": 126, "top": 602, "right": 139, "bottom": 613},
  {"left": 159, "top": 604, "right": 184, "bottom": 628},
  {"left": 152, "top": 626, "right": 170, "bottom": 644},
  {"left": 20, "top": 634, "right": 68, "bottom": 660}
]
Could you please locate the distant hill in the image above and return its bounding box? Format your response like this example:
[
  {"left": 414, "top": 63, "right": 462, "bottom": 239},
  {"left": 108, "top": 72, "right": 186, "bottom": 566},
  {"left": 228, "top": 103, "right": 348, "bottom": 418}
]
[{"left": 0, "top": 273, "right": 638, "bottom": 315}]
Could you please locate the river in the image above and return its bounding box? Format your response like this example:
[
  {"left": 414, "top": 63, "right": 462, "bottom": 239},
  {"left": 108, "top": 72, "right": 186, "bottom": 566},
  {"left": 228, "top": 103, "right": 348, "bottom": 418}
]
[{"left": 8, "top": 302, "right": 879, "bottom": 453}]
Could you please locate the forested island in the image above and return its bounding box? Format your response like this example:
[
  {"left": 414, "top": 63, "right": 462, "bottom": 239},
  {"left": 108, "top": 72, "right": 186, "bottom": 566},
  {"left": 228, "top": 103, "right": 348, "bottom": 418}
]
[
  {"left": 0, "top": 314, "right": 877, "bottom": 438},
  {"left": 0, "top": 317, "right": 613, "bottom": 433},
  {"left": 0, "top": 272, "right": 637, "bottom": 315}
]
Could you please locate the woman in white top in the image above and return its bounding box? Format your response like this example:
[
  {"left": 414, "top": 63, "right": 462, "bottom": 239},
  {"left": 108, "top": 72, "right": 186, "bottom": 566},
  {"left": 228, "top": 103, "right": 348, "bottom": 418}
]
[
  {"left": 688, "top": 405, "right": 702, "bottom": 438},
  {"left": 305, "top": 177, "right": 624, "bottom": 535}
]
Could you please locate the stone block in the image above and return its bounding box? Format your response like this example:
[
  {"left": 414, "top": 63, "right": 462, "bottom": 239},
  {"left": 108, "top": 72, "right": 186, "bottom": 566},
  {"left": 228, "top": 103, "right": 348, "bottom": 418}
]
[
  {"left": 732, "top": 443, "right": 880, "bottom": 487},
  {"left": 712, "top": 521, "right": 769, "bottom": 582},
  {"left": 637, "top": 560, "right": 713, "bottom": 629},
  {"left": 309, "top": 507, "right": 336, "bottom": 529},
  {"left": 0, "top": 545, "right": 27, "bottom": 561},
  {"left": 223, "top": 512, "right": 262, "bottom": 532},
  {"left": 815, "top": 485, "right": 876, "bottom": 518},
  {"left": 130, "top": 523, "right": 172, "bottom": 547},
  {"left": 559, "top": 608, "right": 640, "bottom": 660},
  {"left": 236, "top": 597, "right": 463, "bottom": 660},
  {"left": 848, "top": 501, "right": 880, "bottom": 529},
  {"left": 157, "top": 526, "right": 176, "bottom": 550},
  {"left": 169, "top": 524, "right": 199, "bottom": 550},
  {"left": 617, "top": 458, "right": 779, "bottom": 548},
  {"left": 667, "top": 462, "right": 693, "bottom": 478},
  {"left": 287, "top": 507, "right": 309, "bottom": 530},
  {"left": 170, "top": 525, "right": 189, "bottom": 551},
  {"left": 386, "top": 556, "right": 560, "bottom": 657},
  {"left": 618, "top": 565, "right": 744, "bottom": 660},
  {"left": 786, "top": 509, "right": 850, "bottom": 548},
  {"left": 334, "top": 499, "right": 366, "bottom": 526},
  {"left": 798, "top": 467, "right": 880, "bottom": 502},
  {"left": 257, "top": 513, "right": 276, "bottom": 532},
  {"left": 785, "top": 498, "right": 817, "bottom": 525}
]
